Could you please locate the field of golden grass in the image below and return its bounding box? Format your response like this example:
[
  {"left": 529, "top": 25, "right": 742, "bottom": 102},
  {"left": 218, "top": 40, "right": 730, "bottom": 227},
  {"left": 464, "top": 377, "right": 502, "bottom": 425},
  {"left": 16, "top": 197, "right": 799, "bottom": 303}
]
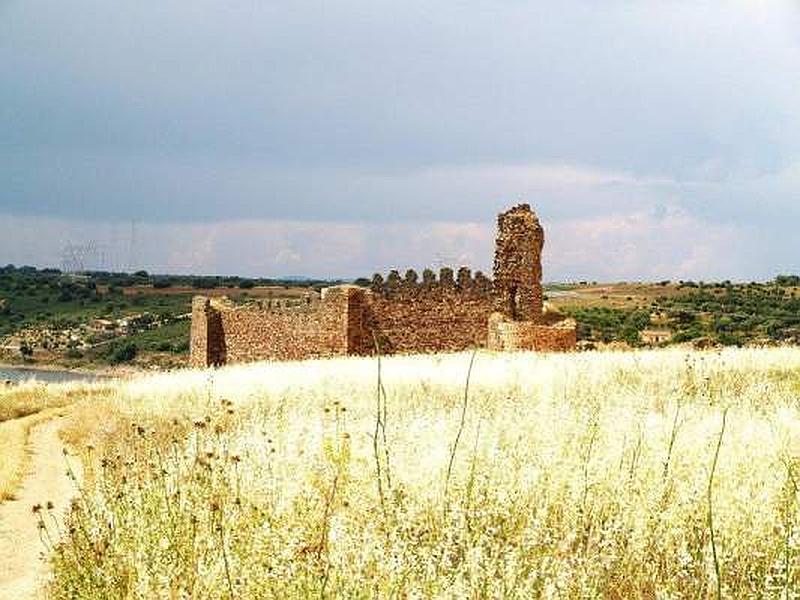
[{"left": 18, "top": 348, "right": 800, "bottom": 597}]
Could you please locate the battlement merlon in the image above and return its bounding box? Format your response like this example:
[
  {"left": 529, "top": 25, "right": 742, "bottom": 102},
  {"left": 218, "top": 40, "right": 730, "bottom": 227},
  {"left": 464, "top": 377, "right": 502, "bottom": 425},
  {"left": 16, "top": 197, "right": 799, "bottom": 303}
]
[{"left": 369, "top": 267, "right": 492, "bottom": 297}]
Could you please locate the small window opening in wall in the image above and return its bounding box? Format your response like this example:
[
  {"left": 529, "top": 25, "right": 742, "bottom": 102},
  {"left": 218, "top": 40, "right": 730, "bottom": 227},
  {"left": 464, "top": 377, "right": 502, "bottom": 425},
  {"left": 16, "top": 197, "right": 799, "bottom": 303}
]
[{"left": 509, "top": 286, "right": 518, "bottom": 318}]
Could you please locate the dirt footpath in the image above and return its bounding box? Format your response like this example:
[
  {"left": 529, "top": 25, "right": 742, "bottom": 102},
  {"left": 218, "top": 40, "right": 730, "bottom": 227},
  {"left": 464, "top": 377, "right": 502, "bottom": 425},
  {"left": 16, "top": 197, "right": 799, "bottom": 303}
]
[{"left": 0, "top": 418, "right": 77, "bottom": 600}]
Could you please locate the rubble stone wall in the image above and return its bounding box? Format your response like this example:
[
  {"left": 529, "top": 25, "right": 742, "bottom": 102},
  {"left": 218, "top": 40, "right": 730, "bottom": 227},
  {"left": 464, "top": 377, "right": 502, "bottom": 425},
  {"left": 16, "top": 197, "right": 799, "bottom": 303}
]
[
  {"left": 190, "top": 278, "right": 495, "bottom": 364},
  {"left": 363, "top": 278, "right": 493, "bottom": 354},
  {"left": 190, "top": 287, "right": 366, "bottom": 365},
  {"left": 487, "top": 312, "right": 577, "bottom": 352}
]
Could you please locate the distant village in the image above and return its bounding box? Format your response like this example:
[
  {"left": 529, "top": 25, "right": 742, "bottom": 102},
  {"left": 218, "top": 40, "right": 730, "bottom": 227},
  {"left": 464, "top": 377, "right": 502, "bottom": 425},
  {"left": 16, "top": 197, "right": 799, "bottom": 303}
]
[{"left": 0, "top": 312, "right": 189, "bottom": 357}]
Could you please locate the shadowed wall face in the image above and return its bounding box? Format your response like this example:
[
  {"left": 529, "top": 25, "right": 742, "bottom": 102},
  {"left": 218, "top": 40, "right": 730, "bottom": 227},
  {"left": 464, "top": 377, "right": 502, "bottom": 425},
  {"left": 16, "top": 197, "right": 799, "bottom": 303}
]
[
  {"left": 190, "top": 296, "right": 226, "bottom": 367},
  {"left": 492, "top": 204, "right": 544, "bottom": 322}
]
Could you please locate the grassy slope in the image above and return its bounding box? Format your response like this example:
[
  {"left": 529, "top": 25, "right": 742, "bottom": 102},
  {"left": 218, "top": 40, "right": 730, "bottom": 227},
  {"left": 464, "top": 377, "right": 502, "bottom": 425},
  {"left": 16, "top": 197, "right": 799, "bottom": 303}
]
[
  {"left": 40, "top": 347, "right": 800, "bottom": 597},
  {"left": 0, "top": 286, "right": 192, "bottom": 337}
]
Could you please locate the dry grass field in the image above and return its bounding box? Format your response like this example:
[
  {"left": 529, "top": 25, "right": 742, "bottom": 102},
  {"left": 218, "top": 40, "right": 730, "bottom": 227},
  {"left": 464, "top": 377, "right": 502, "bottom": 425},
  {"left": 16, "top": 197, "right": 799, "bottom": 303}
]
[{"left": 5, "top": 348, "right": 800, "bottom": 597}]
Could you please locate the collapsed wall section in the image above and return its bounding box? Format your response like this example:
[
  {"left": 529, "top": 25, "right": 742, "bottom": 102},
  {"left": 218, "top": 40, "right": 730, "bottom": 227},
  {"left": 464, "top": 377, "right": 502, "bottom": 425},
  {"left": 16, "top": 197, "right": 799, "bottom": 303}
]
[{"left": 487, "top": 312, "right": 577, "bottom": 352}]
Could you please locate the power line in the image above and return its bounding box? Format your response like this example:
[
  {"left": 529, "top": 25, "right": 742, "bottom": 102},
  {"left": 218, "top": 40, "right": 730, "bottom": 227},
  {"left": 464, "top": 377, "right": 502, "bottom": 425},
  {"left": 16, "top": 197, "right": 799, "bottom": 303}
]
[
  {"left": 128, "top": 219, "right": 138, "bottom": 273},
  {"left": 60, "top": 241, "right": 99, "bottom": 274}
]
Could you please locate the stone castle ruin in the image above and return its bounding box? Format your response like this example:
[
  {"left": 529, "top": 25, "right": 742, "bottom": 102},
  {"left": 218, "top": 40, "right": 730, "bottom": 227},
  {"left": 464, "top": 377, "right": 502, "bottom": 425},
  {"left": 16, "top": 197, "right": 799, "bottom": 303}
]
[{"left": 190, "top": 204, "right": 576, "bottom": 367}]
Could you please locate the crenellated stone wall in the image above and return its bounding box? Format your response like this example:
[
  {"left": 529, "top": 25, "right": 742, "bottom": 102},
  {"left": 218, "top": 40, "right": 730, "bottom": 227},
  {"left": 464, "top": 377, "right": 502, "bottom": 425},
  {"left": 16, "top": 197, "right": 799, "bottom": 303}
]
[
  {"left": 368, "top": 267, "right": 492, "bottom": 297},
  {"left": 363, "top": 269, "right": 493, "bottom": 354},
  {"left": 190, "top": 203, "right": 577, "bottom": 366}
]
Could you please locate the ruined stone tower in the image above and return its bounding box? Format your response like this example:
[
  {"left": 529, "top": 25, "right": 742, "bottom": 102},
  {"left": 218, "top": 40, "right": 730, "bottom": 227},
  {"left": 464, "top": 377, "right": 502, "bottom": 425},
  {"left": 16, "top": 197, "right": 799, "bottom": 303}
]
[
  {"left": 492, "top": 204, "right": 544, "bottom": 322},
  {"left": 190, "top": 203, "right": 576, "bottom": 367},
  {"left": 486, "top": 204, "right": 576, "bottom": 352}
]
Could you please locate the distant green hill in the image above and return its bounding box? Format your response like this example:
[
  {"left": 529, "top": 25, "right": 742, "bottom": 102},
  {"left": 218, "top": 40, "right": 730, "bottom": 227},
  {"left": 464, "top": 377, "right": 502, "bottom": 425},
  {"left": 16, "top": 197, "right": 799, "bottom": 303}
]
[{"left": 0, "top": 265, "right": 340, "bottom": 368}]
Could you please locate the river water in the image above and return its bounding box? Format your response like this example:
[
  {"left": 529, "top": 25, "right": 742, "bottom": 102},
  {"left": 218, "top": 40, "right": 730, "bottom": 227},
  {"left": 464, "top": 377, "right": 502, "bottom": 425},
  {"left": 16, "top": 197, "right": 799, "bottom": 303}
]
[{"left": 0, "top": 366, "right": 101, "bottom": 385}]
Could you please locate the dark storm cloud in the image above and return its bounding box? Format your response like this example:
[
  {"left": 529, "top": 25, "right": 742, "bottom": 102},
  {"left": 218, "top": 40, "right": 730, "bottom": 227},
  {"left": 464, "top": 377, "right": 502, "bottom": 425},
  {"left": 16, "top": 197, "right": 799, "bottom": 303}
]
[{"left": 0, "top": 1, "right": 798, "bottom": 278}]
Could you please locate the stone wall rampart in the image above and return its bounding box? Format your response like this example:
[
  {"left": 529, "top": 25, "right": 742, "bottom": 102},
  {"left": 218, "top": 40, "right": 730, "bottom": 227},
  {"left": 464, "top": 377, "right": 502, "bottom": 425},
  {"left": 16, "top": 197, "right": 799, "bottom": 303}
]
[
  {"left": 189, "top": 287, "right": 368, "bottom": 364},
  {"left": 218, "top": 306, "right": 345, "bottom": 363},
  {"left": 189, "top": 203, "right": 577, "bottom": 367},
  {"left": 362, "top": 289, "right": 492, "bottom": 355}
]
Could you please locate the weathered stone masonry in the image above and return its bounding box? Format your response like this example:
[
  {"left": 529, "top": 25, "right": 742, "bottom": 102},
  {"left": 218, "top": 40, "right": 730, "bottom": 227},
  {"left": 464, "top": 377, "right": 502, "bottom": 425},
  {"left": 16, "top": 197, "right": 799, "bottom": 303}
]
[
  {"left": 190, "top": 204, "right": 576, "bottom": 367},
  {"left": 190, "top": 286, "right": 363, "bottom": 366}
]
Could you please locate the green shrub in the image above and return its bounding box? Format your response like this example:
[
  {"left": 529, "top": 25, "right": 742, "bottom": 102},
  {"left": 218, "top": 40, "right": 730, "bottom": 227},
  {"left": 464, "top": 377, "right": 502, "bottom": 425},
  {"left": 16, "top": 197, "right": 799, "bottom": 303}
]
[
  {"left": 109, "top": 342, "right": 138, "bottom": 364},
  {"left": 192, "top": 278, "right": 218, "bottom": 289}
]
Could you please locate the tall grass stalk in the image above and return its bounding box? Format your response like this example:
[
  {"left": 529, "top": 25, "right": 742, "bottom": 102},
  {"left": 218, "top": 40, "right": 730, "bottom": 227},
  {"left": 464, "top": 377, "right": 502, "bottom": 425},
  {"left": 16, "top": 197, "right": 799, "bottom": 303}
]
[
  {"left": 443, "top": 348, "right": 477, "bottom": 512},
  {"left": 662, "top": 399, "right": 682, "bottom": 481},
  {"left": 371, "top": 333, "right": 387, "bottom": 512},
  {"left": 708, "top": 406, "right": 729, "bottom": 599}
]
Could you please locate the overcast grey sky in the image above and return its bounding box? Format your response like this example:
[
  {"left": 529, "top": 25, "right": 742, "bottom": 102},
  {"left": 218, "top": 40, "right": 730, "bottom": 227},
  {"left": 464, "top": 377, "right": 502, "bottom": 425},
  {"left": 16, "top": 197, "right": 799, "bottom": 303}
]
[{"left": 1, "top": 1, "right": 798, "bottom": 280}]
